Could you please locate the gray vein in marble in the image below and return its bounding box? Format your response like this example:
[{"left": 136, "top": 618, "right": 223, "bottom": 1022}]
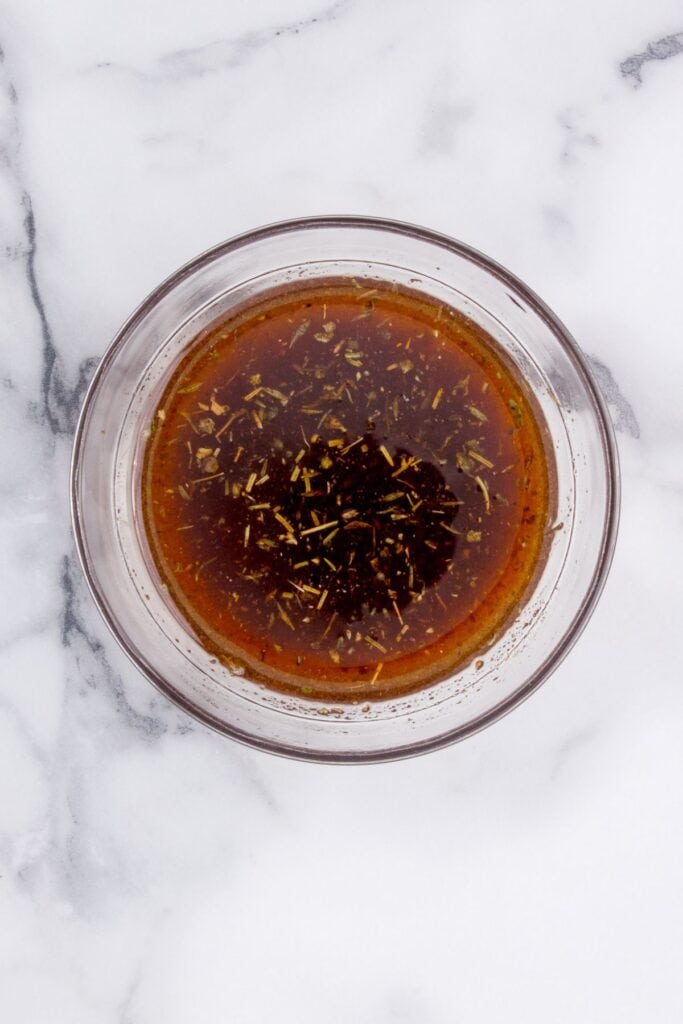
[
  {"left": 23, "top": 195, "right": 98, "bottom": 436},
  {"left": 620, "top": 31, "right": 683, "bottom": 86},
  {"left": 229, "top": 746, "right": 278, "bottom": 811},
  {"left": 95, "top": 0, "right": 351, "bottom": 82},
  {"left": 0, "top": 46, "right": 97, "bottom": 436},
  {"left": 118, "top": 967, "right": 143, "bottom": 1024},
  {"left": 542, "top": 205, "right": 573, "bottom": 239},
  {"left": 587, "top": 355, "right": 640, "bottom": 437},
  {"left": 61, "top": 555, "right": 167, "bottom": 739},
  {"left": 420, "top": 101, "right": 471, "bottom": 156},
  {"left": 559, "top": 109, "right": 598, "bottom": 164},
  {"left": 551, "top": 727, "right": 598, "bottom": 781},
  {"left": 0, "top": 693, "right": 47, "bottom": 768}
]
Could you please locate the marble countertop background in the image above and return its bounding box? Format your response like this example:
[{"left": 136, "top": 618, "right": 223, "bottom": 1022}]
[{"left": 1, "top": 1, "right": 682, "bottom": 1021}]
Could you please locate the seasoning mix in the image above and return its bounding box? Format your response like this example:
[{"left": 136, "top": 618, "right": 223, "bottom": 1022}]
[{"left": 142, "top": 281, "right": 550, "bottom": 700}]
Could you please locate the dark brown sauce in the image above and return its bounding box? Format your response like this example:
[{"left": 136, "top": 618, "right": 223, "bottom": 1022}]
[{"left": 142, "top": 281, "right": 551, "bottom": 701}]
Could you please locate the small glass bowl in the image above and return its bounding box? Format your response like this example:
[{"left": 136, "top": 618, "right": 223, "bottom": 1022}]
[{"left": 71, "top": 217, "right": 619, "bottom": 762}]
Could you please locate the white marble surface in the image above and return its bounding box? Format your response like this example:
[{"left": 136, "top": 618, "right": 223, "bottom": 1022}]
[{"left": 1, "top": 0, "right": 682, "bottom": 1019}]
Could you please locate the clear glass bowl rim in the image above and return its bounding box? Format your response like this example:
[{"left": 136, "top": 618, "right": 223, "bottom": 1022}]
[{"left": 71, "top": 214, "right": 620, "bottom": 762}]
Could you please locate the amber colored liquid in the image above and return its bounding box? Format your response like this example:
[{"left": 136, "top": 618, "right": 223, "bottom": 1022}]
[{"left": 142, "top": 282, "right": 551, "bottom": 701}]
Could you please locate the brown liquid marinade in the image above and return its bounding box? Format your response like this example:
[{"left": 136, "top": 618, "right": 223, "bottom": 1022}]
[{"left": 142, "top": 281, "right": 550, "bottom": 701}]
